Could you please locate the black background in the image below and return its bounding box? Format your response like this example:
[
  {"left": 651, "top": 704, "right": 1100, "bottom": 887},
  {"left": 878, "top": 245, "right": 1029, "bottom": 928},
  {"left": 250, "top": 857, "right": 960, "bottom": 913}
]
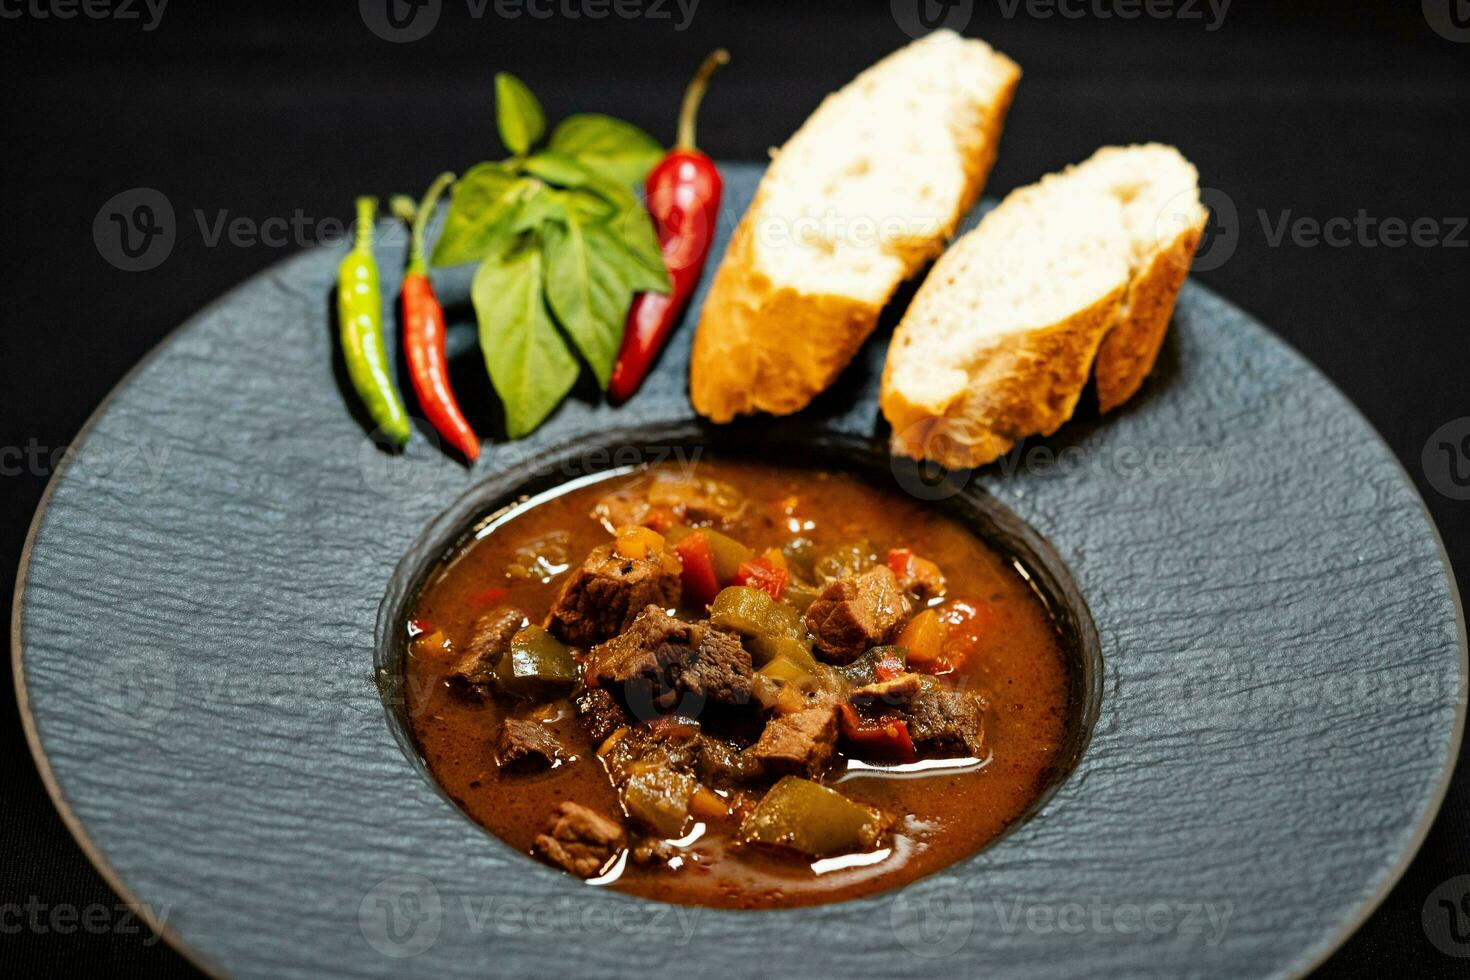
[{"left": 2, "top": 0, "right": 1467, "bottom": 974}]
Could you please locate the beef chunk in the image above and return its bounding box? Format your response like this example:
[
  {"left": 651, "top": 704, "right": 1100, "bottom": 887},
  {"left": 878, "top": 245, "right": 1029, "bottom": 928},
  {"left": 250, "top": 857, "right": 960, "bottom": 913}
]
[
  {"left": 591, "top": 605, "right": 752, "bottom": 711},
  {"left": 575, "top": 685, "right": 631, "bottom": 745},
  {"left": 804, "top": 566, "right": 912, "bottom": 663},
  {"left": 903, "top": 686, "right": 985, "bottom": 757},
  {"left": 533, "top": 802, "right": 626, "bottom": 878},
  {"left": 851, "top": 672, "right": 922, "bottom": 707},
  {"left": 747, "top": 701, "right": 840, "bottom": 776},
  {"left": 496, "top": 717, "right": 566, "bottom": 770},
  {"left": 544, "top": 543, "right": 681, "bottom": 646},
  {"left": 693, "top": 735, "right": 764, "bottom": 787},
  {"left": 450, "top": 606, "right": 527, "bottom": 688}
]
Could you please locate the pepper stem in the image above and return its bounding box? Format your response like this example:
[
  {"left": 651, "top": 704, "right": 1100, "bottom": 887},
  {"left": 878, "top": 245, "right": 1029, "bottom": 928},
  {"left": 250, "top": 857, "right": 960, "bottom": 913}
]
[
  {"left": 392, "top": 174, "right": 456, "bottom": 275},
  {"left": 354, "top": 196, "right": 377, "bottom": 250},
  {"left": 676, "top": 49, "right": 729, "bottom": 151}
]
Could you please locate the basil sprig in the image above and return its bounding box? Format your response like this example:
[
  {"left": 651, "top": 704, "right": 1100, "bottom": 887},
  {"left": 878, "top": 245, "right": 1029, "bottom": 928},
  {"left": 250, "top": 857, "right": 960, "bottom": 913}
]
[{"left": 433, "top": 72, "right": 670, "bottom": 438}]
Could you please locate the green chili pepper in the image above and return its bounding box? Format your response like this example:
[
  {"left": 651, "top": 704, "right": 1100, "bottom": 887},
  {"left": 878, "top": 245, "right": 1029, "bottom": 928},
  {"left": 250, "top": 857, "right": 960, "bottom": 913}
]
[{"left": 338, "top": 196, "right": 411, "bottom": 445}]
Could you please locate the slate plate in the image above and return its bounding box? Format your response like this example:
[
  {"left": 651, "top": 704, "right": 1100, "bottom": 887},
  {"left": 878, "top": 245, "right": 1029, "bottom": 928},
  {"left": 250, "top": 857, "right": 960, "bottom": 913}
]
[{"left": 13, "top": 164, "right": 1465, "bottom": 979}]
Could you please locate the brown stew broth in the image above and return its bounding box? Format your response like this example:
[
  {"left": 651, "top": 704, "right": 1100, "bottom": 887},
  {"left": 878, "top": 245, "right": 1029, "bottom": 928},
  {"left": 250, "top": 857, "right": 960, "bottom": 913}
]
[{"left": 404, "top": 461, "right": 1072, "bottom": 908}]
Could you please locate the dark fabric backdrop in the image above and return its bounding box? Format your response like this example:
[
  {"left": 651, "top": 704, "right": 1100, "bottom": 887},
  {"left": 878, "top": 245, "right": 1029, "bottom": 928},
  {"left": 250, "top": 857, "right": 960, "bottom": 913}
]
[{"left": 1, "top": 0, "right": 1466, "bottom": 974}]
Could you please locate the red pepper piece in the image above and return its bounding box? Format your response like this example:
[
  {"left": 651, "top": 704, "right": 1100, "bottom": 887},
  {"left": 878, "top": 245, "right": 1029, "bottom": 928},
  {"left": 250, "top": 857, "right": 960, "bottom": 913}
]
[
  {"left": 886, "top": 548, "right": 913, "bottom": 578},
  {"left": 732, "top": 555, "right": 788, "bottom": 600},
  {"left": 873, "top": 650, "right": 906, "bottom": 682},
  {"left": 838, "top": 704, "right": 916, "bottom": 762},
  {"left": 673, "top": 531, "right": 721, "bottom": 608},
  {"left": 394, "top": 174, "right": 480, "bottom": 461},
  {"left": 608, "top": 50, "right": 729, "bottom": 403},
  {"left": 470, "top": 585, "right": 509, "bottom": 608}
]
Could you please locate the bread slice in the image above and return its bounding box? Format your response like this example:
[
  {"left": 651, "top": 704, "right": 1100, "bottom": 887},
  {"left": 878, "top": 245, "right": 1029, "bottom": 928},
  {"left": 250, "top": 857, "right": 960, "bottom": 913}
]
[
  {"left": 881, "top": 143, "right": 1206, "bottom": 468},
  {"left": 690, "top": 31, "right": 1021, "bottom": 422}
]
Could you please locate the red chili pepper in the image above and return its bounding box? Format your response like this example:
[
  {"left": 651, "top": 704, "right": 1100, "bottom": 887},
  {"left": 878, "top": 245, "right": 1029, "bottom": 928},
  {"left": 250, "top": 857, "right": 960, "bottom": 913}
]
[
  {"left": 838, "top": 704, "right": 916, "bottom": 762},
  {"left": 392, "top": 174, "right": 480, "bottom": 461},
  {"left": 733, "top": 555, "right": 788, "bottom": 601},
  {"left": 672, "top": 531, "right": 721, "bottom": 608},
  {"left": 607, "top": 49, "right": 729, "bottom": 403}
]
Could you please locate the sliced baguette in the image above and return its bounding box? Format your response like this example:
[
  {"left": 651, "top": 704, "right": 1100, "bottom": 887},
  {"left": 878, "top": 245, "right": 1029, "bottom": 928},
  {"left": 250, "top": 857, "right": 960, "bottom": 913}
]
[
  {"left": 882, "top": 143, "right": 1206, "bottom": 468},
  {"left": 690, "top": 30, "right": 1020, "bottom": 422}
]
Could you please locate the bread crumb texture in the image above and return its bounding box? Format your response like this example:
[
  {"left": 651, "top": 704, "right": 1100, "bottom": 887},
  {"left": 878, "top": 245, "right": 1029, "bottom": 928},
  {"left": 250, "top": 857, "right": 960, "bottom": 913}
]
[
  {"left": 882, "top": 143, "right": 1207, "bottom": 469},
  {"left": 691, "top": 30, "right": 1021, "bottom": 422}
]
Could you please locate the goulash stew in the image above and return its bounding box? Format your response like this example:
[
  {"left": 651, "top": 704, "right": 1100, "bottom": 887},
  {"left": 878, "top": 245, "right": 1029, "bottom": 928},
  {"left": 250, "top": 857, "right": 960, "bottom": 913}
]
[{"left": 405, "top": 461, "right": 1073, "bottom": 908}]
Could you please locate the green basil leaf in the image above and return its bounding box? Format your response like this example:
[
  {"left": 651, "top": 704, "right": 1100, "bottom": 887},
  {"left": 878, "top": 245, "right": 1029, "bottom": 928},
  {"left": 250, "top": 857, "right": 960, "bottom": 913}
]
[
  {"left": 548, "top": 113, "right": 664, "bottom": 186},
  {"left": 473, "top": 243, "right": 578, "bottom": 438},
  {"left": 542, "top": 197, "right": 637, "bottom": 389},
  {"left": 495, "top": 72, "right": 546, "bottom": 156},
  {"left": 432, "top": 163, "right": 524, "bottom": 267},
  {"left": 509, "top": 180, "right": 568, "bottom": 233},
  {"left": 563, "top": 187, "right": 616, "bottom": 223},
  {"left": 583, "top": 177, "right": 671, "bottom": 293},
  {"left": 523, "top": 152, "right": 593, "bottom": 188}
]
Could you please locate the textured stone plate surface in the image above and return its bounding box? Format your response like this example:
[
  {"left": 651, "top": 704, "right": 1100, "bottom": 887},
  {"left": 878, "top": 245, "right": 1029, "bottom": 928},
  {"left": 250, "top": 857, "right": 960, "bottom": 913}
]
[{"left": 13, "top": 164, "right": 1465, "bottom": 979}]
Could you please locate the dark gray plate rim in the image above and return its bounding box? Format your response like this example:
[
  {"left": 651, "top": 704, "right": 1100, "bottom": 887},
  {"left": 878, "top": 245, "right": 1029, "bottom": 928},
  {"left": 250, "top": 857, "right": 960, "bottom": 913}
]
[{"left": 11, "top": 163, "right": 1467, "bottom": 979}]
